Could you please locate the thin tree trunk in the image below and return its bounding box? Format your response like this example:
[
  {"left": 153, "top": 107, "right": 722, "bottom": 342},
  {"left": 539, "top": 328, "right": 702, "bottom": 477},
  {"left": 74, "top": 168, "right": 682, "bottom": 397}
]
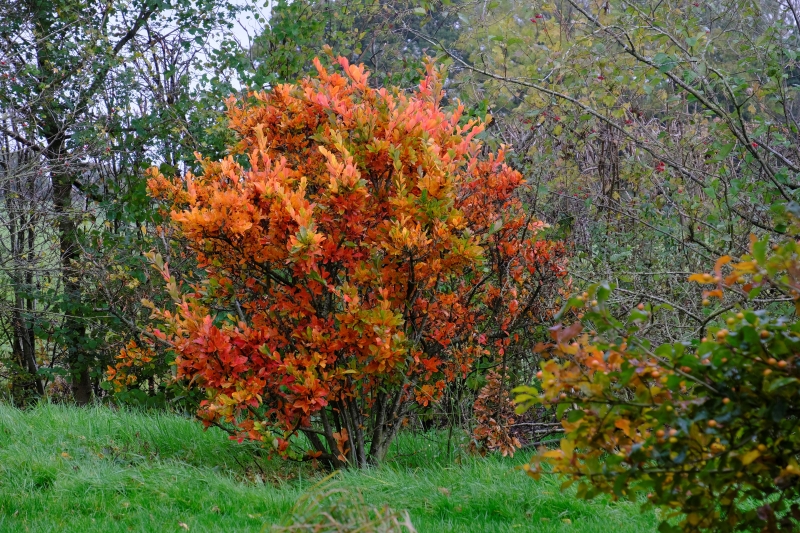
[
  {"left": 347, "top": 397, "right": 367, "bottom": 468},
  {"left": 48, "top": 133, "right": 91, "bottom": 405},
  {"left": 5, "top": 166, "right": 43, "bottom": 401},
  {"left": 319, "top": 408, "right": 347, "bottom": 468}
]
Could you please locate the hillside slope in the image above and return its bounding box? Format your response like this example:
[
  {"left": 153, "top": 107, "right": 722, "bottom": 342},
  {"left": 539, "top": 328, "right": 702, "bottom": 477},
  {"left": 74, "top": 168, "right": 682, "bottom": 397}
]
[{"left": 0, "top": 403, "right": 657, "bottom": 532}]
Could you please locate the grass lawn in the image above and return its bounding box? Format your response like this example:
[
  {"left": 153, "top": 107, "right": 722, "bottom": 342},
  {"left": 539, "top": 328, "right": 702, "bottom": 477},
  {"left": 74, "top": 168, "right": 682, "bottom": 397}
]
[{"left": 0, "top": 403, "right": 659, "bottom": 532}]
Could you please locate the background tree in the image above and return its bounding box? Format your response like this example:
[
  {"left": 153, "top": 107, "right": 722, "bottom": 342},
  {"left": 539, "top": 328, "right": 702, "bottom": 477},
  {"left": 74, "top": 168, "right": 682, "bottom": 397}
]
[
  {"left": 0, "top": 0, "right": 244, "bottom": 403},
  {"left": 410, "top": 0, "right": 799, "bottom": 345},
  {"left": 240, "top": 0, "right": 463, "bottom": 88}
]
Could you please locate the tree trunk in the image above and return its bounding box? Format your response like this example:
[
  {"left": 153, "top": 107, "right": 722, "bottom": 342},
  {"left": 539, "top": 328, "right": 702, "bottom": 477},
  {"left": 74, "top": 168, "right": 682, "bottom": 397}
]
[
  {"left": 48, "top": 132, "right": 91, "bottom": 405},
  {"left": 6, "top": 182, "right": 44, "bottom": 402},
  {"left": 304, "top": 387, "right": 410, "bottom": 469}
]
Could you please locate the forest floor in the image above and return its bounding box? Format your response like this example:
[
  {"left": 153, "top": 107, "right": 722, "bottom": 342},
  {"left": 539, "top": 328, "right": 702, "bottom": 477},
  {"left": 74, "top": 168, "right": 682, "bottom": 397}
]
[{"left": 0, "top": 403, "right": 659, "bottom": 532}]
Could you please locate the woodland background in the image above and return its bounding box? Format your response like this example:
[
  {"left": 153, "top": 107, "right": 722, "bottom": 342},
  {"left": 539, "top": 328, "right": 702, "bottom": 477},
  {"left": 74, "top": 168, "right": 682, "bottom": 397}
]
[
  {"left": 1, "top": 0, "right": 793, "bottom": 414},
  {"left": 1, "top": 0, "right": 800, "bottom": 530}
]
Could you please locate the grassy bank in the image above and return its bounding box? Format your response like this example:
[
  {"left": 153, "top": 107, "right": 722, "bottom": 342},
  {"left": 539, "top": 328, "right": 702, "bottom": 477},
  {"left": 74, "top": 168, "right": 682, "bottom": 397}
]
[{"left": 0, "top": 403, "right": 658, "bottom": 532}]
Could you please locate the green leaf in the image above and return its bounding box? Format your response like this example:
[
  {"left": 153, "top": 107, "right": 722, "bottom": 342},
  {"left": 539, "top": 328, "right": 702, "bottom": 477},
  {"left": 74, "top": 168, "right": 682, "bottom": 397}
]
[
  {"left": 712, "top": 143, "right": 735, "bottom": 162},
  {"left": 567, "top": 410, "right": 585, "bottom": 422},
  {"left": 653, "top": 53, "right": 676, "bottom": 73},
  {"left": 752, "top": 236, "right": 768, "bottom": 263},
  {"left": 307, "top": 270, "right": 327, "bottom": 286},
  {"left": 595, "top": 282, "right": 612, "bottom": 304},
  {"left": 767, "top": 377, "right": 798, "bottom": 392}
]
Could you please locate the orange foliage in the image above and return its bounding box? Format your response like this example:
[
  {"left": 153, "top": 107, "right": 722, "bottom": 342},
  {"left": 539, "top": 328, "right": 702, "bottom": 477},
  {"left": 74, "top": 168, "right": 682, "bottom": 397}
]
[
  {"left": 471, "top": 370, "right": 522, "bottom": 457},
  {"left": 107, "top": 340, "right": 156, "bottom": 391},
  {"left": 133, "top": 57, "right": 566, "bottom": 465}
]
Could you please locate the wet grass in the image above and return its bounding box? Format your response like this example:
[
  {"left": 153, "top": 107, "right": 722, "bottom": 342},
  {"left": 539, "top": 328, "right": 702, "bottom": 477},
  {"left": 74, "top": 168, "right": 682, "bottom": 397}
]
[{"left": 0, "top": 403, "right": 659, "bottom": 532}]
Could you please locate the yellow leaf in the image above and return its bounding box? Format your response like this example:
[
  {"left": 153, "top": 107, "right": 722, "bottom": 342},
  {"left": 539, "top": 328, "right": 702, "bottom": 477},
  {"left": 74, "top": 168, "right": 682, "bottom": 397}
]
[
  {"left": 732, "top": 261, "right": 757, "bottom": 273},
  {"left": 741, "top": 449, "right": 760, "bottom": 465},
  {"left": 562, "top": 343, "right": 579, "bottom": 355},
  {"left": 561, "top": 438, "right": 575, "bottom": 457}
]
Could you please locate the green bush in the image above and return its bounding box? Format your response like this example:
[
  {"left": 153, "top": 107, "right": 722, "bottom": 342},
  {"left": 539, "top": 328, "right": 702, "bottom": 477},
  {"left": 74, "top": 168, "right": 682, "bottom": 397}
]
[{"left": 516, "top": 229, "right": 800, "bottom": 532}]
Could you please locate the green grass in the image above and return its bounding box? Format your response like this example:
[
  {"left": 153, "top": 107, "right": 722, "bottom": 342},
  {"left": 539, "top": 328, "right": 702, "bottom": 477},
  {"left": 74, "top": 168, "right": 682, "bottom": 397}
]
[{"left": 0, "top": 403, "right": 659, "bottom": 532}]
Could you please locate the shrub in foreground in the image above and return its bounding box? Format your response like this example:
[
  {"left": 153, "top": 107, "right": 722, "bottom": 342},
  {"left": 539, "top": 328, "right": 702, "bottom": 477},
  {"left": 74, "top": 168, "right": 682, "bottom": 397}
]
[
  {"left": 517, "top": 232, "right": 800, "bottom": 532},
  {"left": 116, "top": 58, "right": 565, "bottom": 466}
]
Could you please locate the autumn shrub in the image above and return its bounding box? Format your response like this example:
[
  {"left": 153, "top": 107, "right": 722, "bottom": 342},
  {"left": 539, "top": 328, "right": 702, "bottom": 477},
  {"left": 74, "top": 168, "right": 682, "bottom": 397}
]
[
  {"left": 516, "top": 229, "right": 800, "bottom": 532},
  {"left": 470, "top": 369, "right": 522, "bottom": 456},
  {"left": 120, "top": 57, "right": 566, "bottom": 467}
]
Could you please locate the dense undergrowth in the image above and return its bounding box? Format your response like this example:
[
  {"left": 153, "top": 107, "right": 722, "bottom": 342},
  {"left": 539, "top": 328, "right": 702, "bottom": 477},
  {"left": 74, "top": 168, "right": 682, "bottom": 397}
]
[{"left": 0, "top": 403, "right": 658, "bottom": 532}]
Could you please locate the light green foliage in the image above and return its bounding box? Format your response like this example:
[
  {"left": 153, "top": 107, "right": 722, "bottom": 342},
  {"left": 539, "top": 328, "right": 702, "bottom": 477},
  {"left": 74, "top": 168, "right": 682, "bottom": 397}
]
[{"left": 422, "top": 0, "right": 800, "bottom": 345}]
